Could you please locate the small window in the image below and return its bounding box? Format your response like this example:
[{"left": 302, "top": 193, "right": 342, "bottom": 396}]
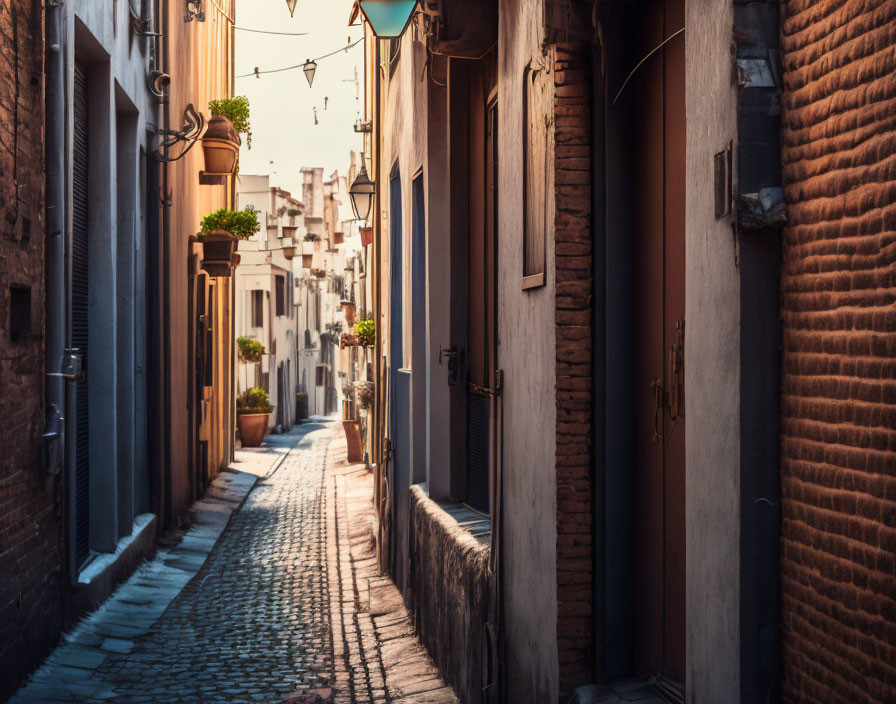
[
  {"left": 9, "top": 285, "right": 31, "bottom": 343},
  {"left": 275, "top": 276, "right": 285, "bottom": 317},
  {"left": 315, "top": 364, "right": 328, "bottom": 387},
  {"left": 523, "top": 65, "right": 547, "bottom": 289},
  {"left": 251, "top": 290, "right": 264, "bottom": 327}
]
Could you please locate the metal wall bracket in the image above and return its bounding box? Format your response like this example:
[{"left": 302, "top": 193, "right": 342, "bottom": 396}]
[{"left": 155, "top": 104, "right": 205, "bottom": 163}]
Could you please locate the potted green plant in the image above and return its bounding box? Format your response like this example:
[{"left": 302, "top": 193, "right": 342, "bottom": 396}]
[
  {"left": 203, "top": 96, "right": 251, "bottom": 174},
  {"left": 199, "top": 208, "right": 260, "bottom": 276},
  {"left": 237, "top": 337, "right": 265, "bottom": 363},
  {"left": 236, "top": 387, "right": 274, "bottom": 447},
  {"left": 356, "top": 319, "right": 376, "bottom": 348}
]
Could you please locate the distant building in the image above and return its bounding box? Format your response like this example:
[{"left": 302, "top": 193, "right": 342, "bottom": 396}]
[{"left": 236, "top": 176, "right": 302, "bottom": 431}]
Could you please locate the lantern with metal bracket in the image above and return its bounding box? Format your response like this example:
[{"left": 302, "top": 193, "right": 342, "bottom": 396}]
[{"left": 349, "top": 157, "right": 375, "bottom": 222}]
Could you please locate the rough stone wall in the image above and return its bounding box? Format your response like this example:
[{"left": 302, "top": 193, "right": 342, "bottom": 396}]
[
  {"left": 409, "top": 487, "right": 490, "bottom": 704},
  {"left": 779, "top": 1, "right": 896, "bottom": 701},
  {"left": 552, "top": 43, "right": 594, "bottom": 697},
  {"left": 0, "top": 1, "right": 61, "bottom": 700}
]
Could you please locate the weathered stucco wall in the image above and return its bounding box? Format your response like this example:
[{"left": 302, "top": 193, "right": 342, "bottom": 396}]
[
  {"left": 165, "top": 0, "right": 234, "bottom": 520},
  {"left": 409, "top": 488, "right": 490, "bottom": 704},
  {"left": 497, "top": 0, "right": 560, "bottom": 700},
  {"left": 684, "top": 0, "right": 741, "bottom": 700}
]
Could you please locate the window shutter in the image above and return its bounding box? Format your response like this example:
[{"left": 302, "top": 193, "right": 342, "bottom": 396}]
[{"left": 523, "top": 65, "right": 548, "bottom": 289}]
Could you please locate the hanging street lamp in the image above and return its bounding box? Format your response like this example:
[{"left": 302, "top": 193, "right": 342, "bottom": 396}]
[
  {"left": 303, "top": 59, "right": 317, "bottom": 87},
  {"left": 356, "top": 0, "right": 418, "bottom": 38},
  {"left": 349, "top": 158, "right": 376, "bottom": 222},
  {"left": 286, "top": 0, "right": 297, "bottom": 17}
]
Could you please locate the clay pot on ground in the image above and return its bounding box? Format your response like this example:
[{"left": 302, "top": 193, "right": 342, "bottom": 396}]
[
  {"left": 198, "top": 229, "right": 239, "bottom": 277},
  {"left": 342, "top": 419, "right": 363, "bottom": 463},
  {"left": 237, "top": 410, "right": 272, "bottom": 447},
  {"left": 202, "top": 116, "right": 241, "bottom": 175}
]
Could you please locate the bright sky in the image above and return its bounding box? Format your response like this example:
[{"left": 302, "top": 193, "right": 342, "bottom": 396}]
[{"left": 234, "top": 0, "right": 364, "bottom": 200}]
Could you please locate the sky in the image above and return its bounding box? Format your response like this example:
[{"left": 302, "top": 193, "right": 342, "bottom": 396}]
[{"left": 234, "top": 0, "right": 364, "bottom": 199}]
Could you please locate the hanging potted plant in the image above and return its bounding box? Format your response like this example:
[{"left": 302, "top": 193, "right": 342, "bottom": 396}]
[
  {"left": 199, "top": 208, "right": 260, "bottom": 276},
  {"left": 203, "top": 96, "right": 251, "bottom": 175},
  {"left": 356, "top": 318, "right": 376, "bottom": 348},
  {"left": 341, "top": 299, "right": 356, "bottom": 326},
  {"left": 360, "top": 226, "right": 373, "bottom": 247},
  {"left": 237, "top": 336, "right": 265, "bottom": 363},
  {"left": 236, "top": 387, "right": 274, "bottom": 448}
]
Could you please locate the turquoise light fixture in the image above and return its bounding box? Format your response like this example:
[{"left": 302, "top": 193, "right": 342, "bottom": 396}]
[{"left": 357, "top": 0, "right": 418, "bottom": 38}]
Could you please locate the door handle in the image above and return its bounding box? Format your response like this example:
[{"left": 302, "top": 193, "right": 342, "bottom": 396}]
[{"left": 652, "top": 378, "right": 663, "bottom": 444}]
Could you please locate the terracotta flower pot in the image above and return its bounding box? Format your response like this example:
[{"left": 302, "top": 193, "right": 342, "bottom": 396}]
[
  {"left": 199, "top": 229, "right": 239, "bottom": 277},
  {"left": 360, "top": 227, "right": 373, "bottom": 247},
  {"left": 282, "top": 245, "right": 297, "bottom": 260},
  {"left": 342, "top": 419, "right": 362, "bottom": 463},
  {"left": 237, "top": 411, "right": 271, "bottom": 448},
  {"left": 334, "top": 232, "right": 344, "bottom": 245},
  {"left": 342, "top": 302, "right": 356, "bottom": 326},
  {"left": 202, "top": 116, "right": 241, "bottom": 175}
]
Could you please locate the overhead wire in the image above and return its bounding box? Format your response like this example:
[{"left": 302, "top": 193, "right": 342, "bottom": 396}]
[{"left": 236, "top": 37, "right": 365, "bottom": 79}]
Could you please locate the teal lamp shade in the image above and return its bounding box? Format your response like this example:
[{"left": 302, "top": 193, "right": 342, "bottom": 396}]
[{"left": 358, "top": 0, "right": 418, "bottom": 38}]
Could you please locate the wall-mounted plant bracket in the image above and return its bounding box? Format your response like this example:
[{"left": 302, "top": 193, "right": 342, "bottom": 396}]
[
  {"left": 185, "top": 0, "right": 206, "bottom": 22},
  {"left": 156, "top": 104, "right": 205, "bottom": 163}
]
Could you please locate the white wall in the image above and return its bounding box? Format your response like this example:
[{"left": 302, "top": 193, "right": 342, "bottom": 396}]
[{"left": 685, "top": 0, "right": 741, "bottom": 700}]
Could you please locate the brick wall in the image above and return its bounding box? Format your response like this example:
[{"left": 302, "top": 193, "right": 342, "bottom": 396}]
[
  {"left": 779, "top": 1, "right": 896, "bottom": 701},
  {"left": 0, "top": 1, "right": 61, "bottom": 700},
  {"left": 553, "top": 43, "right": 593, "bottom": 698}
]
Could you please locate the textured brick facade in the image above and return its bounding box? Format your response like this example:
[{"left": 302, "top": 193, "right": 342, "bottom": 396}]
[
  {"left": 0, "top": 0, "right": 61, "bottom": 700},
  {"left": 553, "top": 43, "right": 593, "bottom": 697},
  {"left": 779, "top": 1, "right": 896, "bottom": 701}
]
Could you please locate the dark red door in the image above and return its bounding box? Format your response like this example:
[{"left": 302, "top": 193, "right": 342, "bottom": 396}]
[{"left": 631, "top": 0, "right": 686, "bottom": 693}]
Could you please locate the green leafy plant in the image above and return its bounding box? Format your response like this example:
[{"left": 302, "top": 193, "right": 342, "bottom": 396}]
[
  {"left": 237, "top": 387, "right": 273, "bottom": 414},
  {"left": 200, "top": 208, "right": 260, "bottom": 240},
  {"left": 355, "top": 319, "right": 376, "bottom": 348},
  {"left": 237, "top": 337, "right": 265, "bottom": 363},
  {"left": 208, "top": 96, "right": 251, "bottom": 146}
]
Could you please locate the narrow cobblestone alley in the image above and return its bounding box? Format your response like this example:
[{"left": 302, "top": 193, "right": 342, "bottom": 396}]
[{"left": 10, "top": 421, "right": 457, "bottom": 704}]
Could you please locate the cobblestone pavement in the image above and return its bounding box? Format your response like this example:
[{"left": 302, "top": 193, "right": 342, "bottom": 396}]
[{"left": 11, "top": 420, "right": 457, "bottom": 704}]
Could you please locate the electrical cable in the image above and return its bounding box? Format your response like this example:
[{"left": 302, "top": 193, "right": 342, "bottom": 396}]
[
  {"left": 236, "top": 38, "right": 364, "bottom": 79},
  {"left": 234, "top": 26, "right": 308, "bottom": 36}
]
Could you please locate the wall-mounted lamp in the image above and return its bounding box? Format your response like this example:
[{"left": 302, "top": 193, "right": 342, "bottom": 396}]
[
  {"left": 356, "top": 0, "right": 418, "bottom": 38},
  {"left": 349, "top": 155, "right": 375, "bottom": 222}
]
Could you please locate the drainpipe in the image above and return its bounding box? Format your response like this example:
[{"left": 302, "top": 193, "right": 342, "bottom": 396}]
[{"left": 44, "top": 0, "right": 68, "bottom": 581}]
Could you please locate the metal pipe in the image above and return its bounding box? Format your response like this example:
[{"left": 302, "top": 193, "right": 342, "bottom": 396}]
[{"left": 44, "top": 0, "right": 70, "bottom": 584}]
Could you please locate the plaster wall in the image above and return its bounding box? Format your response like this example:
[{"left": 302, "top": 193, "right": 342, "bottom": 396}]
[
  {"left": 164, "top": 0, "right": 234, "bottom": 519},
  {"left": 378, "top": 19, "right": 430, "bottom": 594},
  {"left": 497, "top": 0, "right": 559, "bottom": 700},
  {"left": 67, "top": 0, "right": 154, "bottom": 553},
  {"left": 684, "top": 1, "right": 741, "bottom": 700}
]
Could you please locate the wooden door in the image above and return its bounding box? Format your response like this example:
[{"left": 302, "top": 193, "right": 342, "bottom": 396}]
[
  {"left": 631, "top": 0, "right": 686, "bottom": 693},
  {"left": 465, "top": 70, "right": 498, "bottom": 515}
]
